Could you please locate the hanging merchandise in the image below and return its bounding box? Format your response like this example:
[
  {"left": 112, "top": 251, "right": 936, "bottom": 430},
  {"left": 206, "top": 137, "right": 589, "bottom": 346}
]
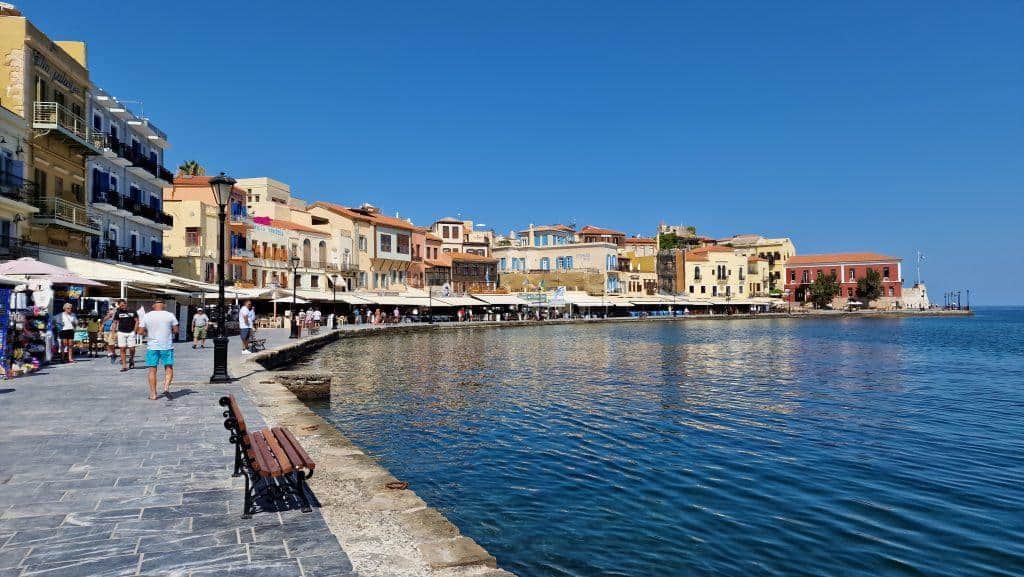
[{"left": 0, "top": 288, "right": 11, "bottom": 377}]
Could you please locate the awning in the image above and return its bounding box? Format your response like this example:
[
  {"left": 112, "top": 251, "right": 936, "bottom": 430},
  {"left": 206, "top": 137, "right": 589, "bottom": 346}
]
[
  {"left": 470, "top": 294, "right": 528, "bottom": 305},
  {"left": 433, "top": 296, "right": 484, "bottom": 307},
  {"left": 360, "top": 295, "right": 431, "bottom": 307},
  {"left": 336, "top": 293, "right": 373, "bottom": 305}
]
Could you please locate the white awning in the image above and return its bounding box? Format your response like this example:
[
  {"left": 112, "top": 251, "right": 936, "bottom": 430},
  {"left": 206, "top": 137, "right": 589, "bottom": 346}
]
[
  {"left": 433, "top": 296, "right": 484, "bottom": 307},
  {"left": 361, "top": 295, "right": 431, "bottom": 307},
  {"left": 470, "top": 294, "right": 529, "bottom": 305},
  {"left": 336, "top": 293, "right": 373, "bottom": 305}
]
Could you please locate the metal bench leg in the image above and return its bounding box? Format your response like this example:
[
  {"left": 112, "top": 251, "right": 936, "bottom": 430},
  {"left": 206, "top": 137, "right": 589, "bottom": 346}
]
[
  {"left": 232, "top": 442, "right": 243, "bottom": 478},
  {"left": 296, "top": 471, "right": 312, "bottom": 513},
  {"left": 242, "top": 472, "right": 254, "bottom": 519}
]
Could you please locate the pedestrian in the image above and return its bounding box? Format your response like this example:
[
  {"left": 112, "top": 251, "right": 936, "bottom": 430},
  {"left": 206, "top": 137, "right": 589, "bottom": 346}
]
[
  {"left": 192, "top": 307, "right": 209, "bottom": 349},
  {"left": 354, "top": 308, "right": 362, "bottom": 325},
  {"left": 86, "top": 313, "right": 101, "bottom": 358},
  {"left": 393, "top": 307, "right": 400, "bottom": 323},
  {"left": 138, "top": 298, "right": 179, "bottom": 400},
  {"left": 58, "top": 303, "right": 77, "bottom": 363},
  {"left": 102, "top": 309, "right": 117, "bottom": 362},
  {"left": 239, "top": 300, "right": 254, "bottom": 354},
  {"left": 457, "top": 308, "right": 464, "bottom": 322},
  {"left": 313, "top": 308, "right": 322, "bottom": 327},
  {"left": 114, "top": 299, "right": 139, "bottom": 371},
  {"left": 467, "top": 309, "right": 473, "bottom": 322}
]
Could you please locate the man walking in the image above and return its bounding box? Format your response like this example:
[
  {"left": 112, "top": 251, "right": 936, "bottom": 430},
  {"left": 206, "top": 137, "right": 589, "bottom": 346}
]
[
  {"left": 138, "top": 299, "right": 179, "bottom": 400},
  {"left": 239, "top": 300, "right": 254, "bottom": 354},
  {"left": 114, "top": 299, "right": 139, "bottom": 372},
  {"left": 192, "top": 307, "right": 209, "bottom": 349}
]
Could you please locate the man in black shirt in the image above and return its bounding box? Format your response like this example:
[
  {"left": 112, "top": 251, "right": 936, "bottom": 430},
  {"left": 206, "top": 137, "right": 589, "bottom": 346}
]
[{"left": 114, "top": 299, "right": 139, "bottom": 372}]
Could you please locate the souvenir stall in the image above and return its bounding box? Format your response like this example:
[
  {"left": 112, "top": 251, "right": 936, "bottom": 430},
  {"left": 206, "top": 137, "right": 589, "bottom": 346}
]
[{"left": 3, "top": 279, "right": 54, "bottom": 377}]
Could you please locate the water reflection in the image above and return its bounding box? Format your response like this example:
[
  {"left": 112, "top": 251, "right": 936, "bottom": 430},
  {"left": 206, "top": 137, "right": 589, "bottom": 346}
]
[{"left": 303, "top": 313, "right": 1024, "bottom": 577}]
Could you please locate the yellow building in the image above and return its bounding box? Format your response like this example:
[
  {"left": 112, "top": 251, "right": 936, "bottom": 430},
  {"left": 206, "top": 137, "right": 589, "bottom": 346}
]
[
  {"left": 494, "top": 236, "right": 621, "bottom": 295},
  {"left": 658, "top": 246, "right": 751, "bottom": 300},
  {"left": 718, "top": 234, "right": 796, "bottom": 295},
  {"left": 0, "top": 6, "right": 102, "bottom": 255}
]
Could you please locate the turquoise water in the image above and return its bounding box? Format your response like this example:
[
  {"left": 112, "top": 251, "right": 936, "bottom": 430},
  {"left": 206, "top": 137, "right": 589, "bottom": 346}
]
[{"left": 307, "top": 309, "right": 1024, "bottom": 577}]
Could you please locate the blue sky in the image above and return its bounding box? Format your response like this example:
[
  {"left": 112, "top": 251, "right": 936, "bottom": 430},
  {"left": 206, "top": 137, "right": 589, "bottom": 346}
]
[{"left": 28, "top": 0, "right": 1023, "bottom": 303}]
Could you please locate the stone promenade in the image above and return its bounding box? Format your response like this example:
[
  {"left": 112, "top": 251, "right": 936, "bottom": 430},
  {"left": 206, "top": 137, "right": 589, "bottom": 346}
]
[{"left": 0, "top": 328, "right": 355, "bottom": 577}]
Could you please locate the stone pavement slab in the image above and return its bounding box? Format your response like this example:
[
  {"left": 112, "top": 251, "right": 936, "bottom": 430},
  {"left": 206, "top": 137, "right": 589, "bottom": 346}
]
[{"left": 0, "top": 329, "right": 356, "bottom": 577}]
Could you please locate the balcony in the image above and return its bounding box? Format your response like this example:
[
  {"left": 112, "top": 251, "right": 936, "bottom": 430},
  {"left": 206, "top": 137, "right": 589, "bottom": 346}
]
[
  {"left": 30, "top": 196, "right": 100, "bottom": 235},
  {"left": 91, "top": 242, "right": 172, "bottom": 269},
  {"left": 121, "top": 146, "right": 172, "bottom": 187},
  {"left": 325, "top": 262, "right": 358, "bottom": 276},
  {"left": 0, "top": 173, "right": 35, "bottom": 207},
  {"left": 33, "top": 102, "right": 105, "bottom": 154},
  {"left": 133, "top": 202, "right": 174, "bottom": 228},
  {"left": 0, "top": 235, "right": 40, "bottom": 260},
  {"left": 90, "top": 188, "right": 120, "bottom": 212},
  {"left": 231, "top": 248, "right": 254, "bottom": 260}
]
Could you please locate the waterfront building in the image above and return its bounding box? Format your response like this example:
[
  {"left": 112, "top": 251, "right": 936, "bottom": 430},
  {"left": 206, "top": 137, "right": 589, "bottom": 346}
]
[
  {"left": 494, "top": 235, "right": 620, "bottom": 295},
  {"left": 347, "top": 204, "right": 415, "bottom": 291},
  {"left": 449, "top": 252, "right": 499, "bottom": 294},
  {"left": 623, "top": 236, "right": 657, "bottom": 258},
  {"left": 655, "top": 223, "right": 706, "bottom": 252},
  {"left": 431, "top": 216, "right": 492, "bottom": 256},
  {"left": 658, "top": 245, "right": 750, "bottom": 300},
  {"left": 718, "top": 234, "right": 796, "bottom": 295},
  {"left": 87, "top": 87, "right": 173, "bottom": 270},
  {"left": 784, "top": 252, "right": 903, "bottom": 306},
  {"left": 238, "top": 178, "right": 358, "bottom": 292},
  {"left": 746, "top": 255, "right": 771, "bottom": 297},
  {"left": 308, "top": 201, "right": 372, "bottom": 291},
  {"left": 0, "top": 7, "right": 100, "bottom": 256},
  {"left": 407, "top": 228, "right": 428, "bottom": 289},
  {"left": 579, "top": 225, "right": 626, "bottom": 248},
  {"left": 0, "top": 103, "right": 38, "bottom": 259},
  {"left": 162, "top": 176, "right": 248, "bottom": 284}
]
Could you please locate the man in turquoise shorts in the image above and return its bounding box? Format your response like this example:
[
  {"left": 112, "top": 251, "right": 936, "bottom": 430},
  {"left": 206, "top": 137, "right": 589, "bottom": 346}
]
[{"left": 138, "top": 299, "right": 180, "bottom": 400}]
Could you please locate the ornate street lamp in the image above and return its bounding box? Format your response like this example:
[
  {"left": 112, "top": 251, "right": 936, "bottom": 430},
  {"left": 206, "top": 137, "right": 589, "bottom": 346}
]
[
  {"left": 289, "top": 254, "right": 301, "bottom": 338},
  {"left": 209, "top": 172, "right": 235, "bottom": 383}
]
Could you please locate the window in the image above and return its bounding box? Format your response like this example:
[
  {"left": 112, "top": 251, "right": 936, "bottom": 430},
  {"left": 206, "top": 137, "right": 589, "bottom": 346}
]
[
  {"left": 739, "top": 285, "right": 743, "bottom": 294},
  {"left": 701, "top": 285, "right": 706, "bottom": 294},
  {"left": 565, "top": 256, "right": 573, "bottom": 269},
  {"left": 358, "top": 235, "right": 367, "bottom": 251},
  {"left": 848, "top": 288, "right": 854, "bottom": 297},
  {"left": 54, "top": 176, "right": 64, "bottom": 195},
  {"left": 849, "top": 268, "right": 856, "bottom": 280},
  {"left": 185, "top": 227, "right": 201, "bottom": 246},
  {"left": 801, "top": 270, "right": 809, "bottom": 283},
  {"left": 689, "top": 285, "right": 694, "bottom": 293},
  {"left": 540, "top": 257, "right": 550, "bottom": 270},
  {"left": 694, "top": 266, "right": 701, "bottom": 280},
  {"left": 883, "top": 266, "right": 890, "bottom": 280},
  {"left": 311, "top": 275, "right": 319, "bottom": 288},
  {"left": 93, "top": 115, "right": 102, "bottom": 131},
  {"left": 790, "top": 270, "right": 796, "bottom": 282},
  {"left": 396, "top": 234, "right": 410, "bottom": 255},
  {"left": 205, "top": 263, "right": 215, "bottom": 283},
  {"left": 378, "top": 233, "right": 392, "bottom": 253}
]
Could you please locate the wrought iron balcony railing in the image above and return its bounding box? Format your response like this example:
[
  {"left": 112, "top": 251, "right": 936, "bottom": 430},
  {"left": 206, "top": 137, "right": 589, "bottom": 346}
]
[
  {"left": 31, "top": 195, "right": 97, "bottom": 231},
  {"left": 0, "top": 172, "right": 35, "bottom": 204}
]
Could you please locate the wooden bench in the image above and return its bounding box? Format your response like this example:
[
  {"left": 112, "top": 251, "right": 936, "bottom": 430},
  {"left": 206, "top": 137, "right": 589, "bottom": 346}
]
[
  {"left": 219, "top": 394, "right": 316, "bottom": 518},
  {"left": 249, "top": 338, "right": 267, "bottom": 353}
]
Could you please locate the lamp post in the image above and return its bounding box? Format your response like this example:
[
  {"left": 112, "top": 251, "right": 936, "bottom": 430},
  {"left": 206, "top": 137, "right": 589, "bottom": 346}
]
[
  {"left": 289, "top": 255, "right": 300, "bottom": 338},
  {"left": 209, "top": 172, "right": 235, "bottom": 383},
  {"left": 330, "top": 273, "right": 338, "bottom": 327}
]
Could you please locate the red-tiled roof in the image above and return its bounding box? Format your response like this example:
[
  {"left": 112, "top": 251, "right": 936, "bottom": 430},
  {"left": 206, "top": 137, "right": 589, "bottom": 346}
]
[
  {"left": 625, "top": 237, "right": 656, "bottom": 244},
  {"left": 425, "top": 233, "right": 442, "bottom": 242},
  {"left": 426, "top": 254, "right": 452, "bottom": 267},
  {"left": 309, "top": 201, "right": 372, "bottom": 222},
  {"left": 449, "top": 252, "right": 497, "bottom": 263},
  {"left": 788, "top": 252, "right": 902, "bottom": 265},
  {"left": 580, "top": 225, "right": 626, "bottom": 236},
  {"left": 266, "top": 218, "right": 329, "bottom": 236}
]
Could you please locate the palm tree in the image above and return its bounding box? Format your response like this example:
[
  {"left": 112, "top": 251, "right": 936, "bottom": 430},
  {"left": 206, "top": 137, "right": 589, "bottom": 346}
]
[{"left": 176, "top": 160, "right": 206, "bottom": 177}]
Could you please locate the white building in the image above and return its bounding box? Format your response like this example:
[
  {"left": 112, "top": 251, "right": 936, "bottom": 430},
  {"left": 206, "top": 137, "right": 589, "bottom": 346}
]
[{"left": 86, "top": 87, "right": 172, "bottom": 269}]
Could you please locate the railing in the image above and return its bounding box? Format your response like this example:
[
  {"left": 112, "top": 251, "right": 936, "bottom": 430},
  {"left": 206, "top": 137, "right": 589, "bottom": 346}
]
[
  {"left": 31, "top": 196, "right": 96, "bottom": 230},
  {"left": 33, "top": 102, "right": 91, "bottom": 143},
  {"left": 0, "top": 235, "right": 40, "bottom": 260},
  {"left": 231, "top": 248, "right": 254, "bottom": 259},
  {"left": 0, "top": 172, "right": 35, "bottom": 204},
  {"left": 121, "top": 146, "right": 171, "bottom": 182},
  {"left": 325, "top": 262, "right": 358, "bottom": 274},
  {"left": 134, "top": 202, "right": 173, "bottom": 226},
  {"left": 91, "top": 242, "right": 172, "bottom": 268}
]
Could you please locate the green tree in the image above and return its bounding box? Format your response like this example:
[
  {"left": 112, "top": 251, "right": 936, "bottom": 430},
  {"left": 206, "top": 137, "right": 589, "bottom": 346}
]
[
  {"left": 176, "top": 160, "right": 206, "bottom": 176},
  {"left": 809, "top": 272, "right": 841, "bottom": 309},
  {"left": 658, "top": 232, "right": 679, "bottom": 250},
  {"left": 856, "top": 268, "right": 883, "bottom": 304}
]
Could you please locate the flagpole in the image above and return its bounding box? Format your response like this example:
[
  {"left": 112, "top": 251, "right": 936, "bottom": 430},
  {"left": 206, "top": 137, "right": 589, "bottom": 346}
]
[{"left": 916, "top": 250, "right": 922, "bottom": 286}]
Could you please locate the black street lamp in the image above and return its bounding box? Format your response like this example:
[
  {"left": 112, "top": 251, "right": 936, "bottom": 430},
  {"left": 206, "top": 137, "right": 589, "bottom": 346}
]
[
  {"left": 330, "top": 273, "right": 338, "bottom": 326},
  {"left": 289, "top": 255, "right": 301, "bottom": 338},
  {"left": 209, "top": 172, "right": 235, "bottom": 383}
]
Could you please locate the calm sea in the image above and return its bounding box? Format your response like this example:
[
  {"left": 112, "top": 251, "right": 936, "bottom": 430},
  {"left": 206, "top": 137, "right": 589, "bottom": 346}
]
[{"left": 305, "top": 308, "right": 1024, "bottom": 577}]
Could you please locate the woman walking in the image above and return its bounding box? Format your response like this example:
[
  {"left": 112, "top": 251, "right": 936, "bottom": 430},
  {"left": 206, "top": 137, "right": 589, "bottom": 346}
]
[
  {"left": 102, "top": 309, "right": 117, "bottom": 362},
  {"left": 58, "top": 303, "right": 77, "bottom": 363}
]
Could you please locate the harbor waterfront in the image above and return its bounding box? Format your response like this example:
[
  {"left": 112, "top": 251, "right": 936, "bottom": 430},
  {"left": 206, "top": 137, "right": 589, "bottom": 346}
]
[{"left": 300, "top": 308, "right": 1023, "bottom": 577}]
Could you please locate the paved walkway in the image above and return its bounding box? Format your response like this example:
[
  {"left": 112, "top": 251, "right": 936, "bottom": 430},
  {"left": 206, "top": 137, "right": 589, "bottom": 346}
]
[{"left": 0, "top": 329, "right": 355, "bottom": 577}]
